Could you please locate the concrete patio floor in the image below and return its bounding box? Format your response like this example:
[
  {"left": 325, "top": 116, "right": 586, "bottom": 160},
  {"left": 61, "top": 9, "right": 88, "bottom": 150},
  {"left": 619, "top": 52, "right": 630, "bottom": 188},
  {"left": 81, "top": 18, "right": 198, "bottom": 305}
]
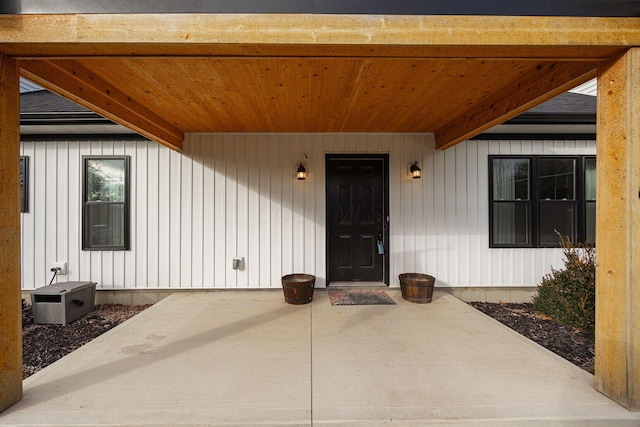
[{"left": 2, "top": 290, "right": 639, "bottom": 426}]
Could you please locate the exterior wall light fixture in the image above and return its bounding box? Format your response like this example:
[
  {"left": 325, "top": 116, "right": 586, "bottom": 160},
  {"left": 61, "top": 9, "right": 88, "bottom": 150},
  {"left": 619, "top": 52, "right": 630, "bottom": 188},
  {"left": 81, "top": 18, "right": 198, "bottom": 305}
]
[
  {"left": 409, "top": 161, "right": 422, "bottom": 179},
  {"left": 296, "top": 162, "right": 307, "bottom": 180}
]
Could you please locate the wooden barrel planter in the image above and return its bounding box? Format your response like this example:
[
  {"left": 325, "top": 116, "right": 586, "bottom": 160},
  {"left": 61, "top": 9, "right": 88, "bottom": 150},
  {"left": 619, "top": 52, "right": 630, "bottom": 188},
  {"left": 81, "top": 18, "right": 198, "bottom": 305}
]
[
  {"left": 281, "top": 274, "right": 315, "bottom": 305},
  {"left": 399, "top": 273, "right": 436, "bottom": 304}
]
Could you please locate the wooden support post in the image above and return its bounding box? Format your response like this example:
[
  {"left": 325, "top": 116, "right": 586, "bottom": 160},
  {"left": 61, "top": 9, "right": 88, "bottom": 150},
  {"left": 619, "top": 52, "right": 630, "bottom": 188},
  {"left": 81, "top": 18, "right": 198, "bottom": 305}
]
[
  {"left": 595, "top": 47, "right": 640, "bottom": 411},
  {"left": 0, "top": 53, "right": 22, "bottom": 411}
]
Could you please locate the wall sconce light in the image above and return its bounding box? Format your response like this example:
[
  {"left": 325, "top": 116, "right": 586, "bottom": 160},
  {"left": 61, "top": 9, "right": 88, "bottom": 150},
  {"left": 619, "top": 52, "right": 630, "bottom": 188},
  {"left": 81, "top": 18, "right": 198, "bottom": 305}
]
[
  {"left": 296, "top": 163, "right": 307, "bottom": 180},
  {"left": 409, "top": 161, "right": 422, "bottom": 179}
]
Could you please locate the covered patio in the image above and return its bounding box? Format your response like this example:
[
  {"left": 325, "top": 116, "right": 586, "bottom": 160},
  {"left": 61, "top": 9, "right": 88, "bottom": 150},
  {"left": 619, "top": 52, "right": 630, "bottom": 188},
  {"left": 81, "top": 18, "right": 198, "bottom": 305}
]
[
  {"left": 3, "top": 290, "right": 640, "bottom": 426},
  {"left": 1, "top": 5, "right": 639, "bottom": 413}
]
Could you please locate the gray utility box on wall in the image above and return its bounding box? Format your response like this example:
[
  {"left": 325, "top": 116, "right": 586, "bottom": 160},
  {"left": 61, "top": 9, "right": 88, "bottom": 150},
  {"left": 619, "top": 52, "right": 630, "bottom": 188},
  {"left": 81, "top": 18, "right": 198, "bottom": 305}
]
[{"left": 31, "top": 281, "right": 97, "bottom": 325}]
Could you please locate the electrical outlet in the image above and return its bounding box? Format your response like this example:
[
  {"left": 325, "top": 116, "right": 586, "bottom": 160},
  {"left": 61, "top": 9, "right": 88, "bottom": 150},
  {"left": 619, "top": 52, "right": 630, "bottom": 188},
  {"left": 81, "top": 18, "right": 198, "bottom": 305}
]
[
  {"left": 53, "top": 262, "right": 67, "bottom": 275},
  {"left": 231, "top": 257, "right": 245, "bottom": 270}
]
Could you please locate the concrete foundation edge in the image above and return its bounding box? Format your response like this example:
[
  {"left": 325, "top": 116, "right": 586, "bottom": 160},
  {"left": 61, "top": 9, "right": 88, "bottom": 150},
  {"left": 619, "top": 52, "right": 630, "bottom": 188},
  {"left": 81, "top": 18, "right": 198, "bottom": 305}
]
[{"left": 21, "top": 286, "right": 537, "bottom": 306}]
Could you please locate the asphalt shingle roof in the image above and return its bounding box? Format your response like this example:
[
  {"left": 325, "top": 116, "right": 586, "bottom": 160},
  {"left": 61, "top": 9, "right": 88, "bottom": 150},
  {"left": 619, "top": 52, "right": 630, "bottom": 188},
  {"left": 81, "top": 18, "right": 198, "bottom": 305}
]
[
  {"left": 527, "top": 92, "right": 595, "bottom": 115},
  {"left": 20, "top": 90, "right": 88, "bottom": 114}
]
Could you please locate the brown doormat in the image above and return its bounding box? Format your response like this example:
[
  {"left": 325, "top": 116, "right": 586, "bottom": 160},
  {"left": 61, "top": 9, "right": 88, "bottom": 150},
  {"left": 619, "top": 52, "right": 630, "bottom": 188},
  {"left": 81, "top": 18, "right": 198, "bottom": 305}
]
[{"left": 328, "top": 290, "right": 396, "bottom": 306}]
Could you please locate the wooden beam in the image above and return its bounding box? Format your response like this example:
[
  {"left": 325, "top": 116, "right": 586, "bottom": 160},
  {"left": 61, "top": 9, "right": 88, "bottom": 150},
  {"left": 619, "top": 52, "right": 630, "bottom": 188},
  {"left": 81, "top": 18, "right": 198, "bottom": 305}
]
[
  {"left": 20, "top": 59, "right": 184, "bottom": 151},
  {"left": 0, "top": 14, "right": 638, "bottom": 58},
  {"left": 595, "top": 47, "right": 640, "bottom": 411},
  {"left": 0, "top": 44, "right": 628, "bottom": 61},
  {"left": 434, "top": 62, "right": 597, "bottom": 149},
  {"left": 0, "top": 53, "right": 22, "bottom": 412}
]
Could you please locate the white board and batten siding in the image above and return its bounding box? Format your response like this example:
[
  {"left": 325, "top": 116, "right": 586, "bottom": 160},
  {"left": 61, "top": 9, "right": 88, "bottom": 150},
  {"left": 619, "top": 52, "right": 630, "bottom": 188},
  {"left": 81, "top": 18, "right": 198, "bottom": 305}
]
[{"left": 20, "top": 134, "right": 596, "bottom": 291}]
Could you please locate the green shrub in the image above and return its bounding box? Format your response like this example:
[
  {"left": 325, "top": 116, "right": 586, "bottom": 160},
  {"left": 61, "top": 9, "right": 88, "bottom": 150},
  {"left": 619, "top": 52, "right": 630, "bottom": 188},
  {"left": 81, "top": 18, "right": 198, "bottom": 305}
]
[{"left": 533, "top": 234, "right": 596, "bottom": 332}]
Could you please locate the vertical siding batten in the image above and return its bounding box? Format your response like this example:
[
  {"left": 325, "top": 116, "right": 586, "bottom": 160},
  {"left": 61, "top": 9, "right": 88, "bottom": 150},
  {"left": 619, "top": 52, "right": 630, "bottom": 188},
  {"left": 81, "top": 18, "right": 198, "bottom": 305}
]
[
  {"left": 135, "top": 140, "right": 148, "bottom": 288},
  {"left": 67, "top": 141, "right": 80, "bottom": 284},
  {"left": 191, "top": 135, "right": 204, "bottom": 288},
  {"left": 246, "top": 134, "right": 259, "bottom": 288},
  {"left": 201, "top": 136, "right": 215, "bottom": 288},
  {"left": 146, "top": 141, "right": 160, "bottom": 288},
  {"left": 224, "top": 134, "right": 238, "bottom": 287},
  {"left": 303, "top": 136, "right": 316, "bottom": 277},
  {"left": 423, "top": 135, "right": 435, "bottom": 282},
  {"left": 180, "top": 138, "right": 193, "bottom": 287},
  {"left": 414, "top": 135, "right": 427, "bottom": 275},
  {"left": 476, "top": 141, "right": 490, "bottom": 285},
  {"left": 56, "top": 141, "right": 69, "bottom": 283},
  {"left": 388, "top": 138, "right": 403, "bottom": 285},
  {"left": 257, "top": 136, "right": 271, "bottom": 287},
  {"left": 213, "top": 137, "right": 227, "bottom": 287},
  {"left": 44, "top": 141, "right": 57, "bottom": 284},
  {"left": 269, "top": 136, "right": 282, "bottom": 287},
  {"left": 433, "top": 148, "right": 447, "bottom": 283},
  {"left": 291, "top": 136, "right": 305, "bottom": 274},
  {"left": 465, "top": 142, "right": 479, "bottom": 287},
  {"left": 236, "top": 135, "right": 249, "bottom": 288},
  {"left": 313, "top": 136, "right": 326, "bottom": 287},
  {"left": 280, "top": 136, "right": 293, "bottom": 278},
  {"left": 157, "top": 142, "right": 171, "bottom": 288}
]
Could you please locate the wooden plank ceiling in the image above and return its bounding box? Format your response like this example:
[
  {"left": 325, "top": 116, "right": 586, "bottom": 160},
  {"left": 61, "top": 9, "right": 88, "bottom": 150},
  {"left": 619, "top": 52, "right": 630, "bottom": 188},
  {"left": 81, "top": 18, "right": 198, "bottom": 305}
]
[
  {"left": 19, "top": 57, "right": 597, "bottom": 150},
  {"left": 4, "top": 14, "right": 638, "bottom": 151}
]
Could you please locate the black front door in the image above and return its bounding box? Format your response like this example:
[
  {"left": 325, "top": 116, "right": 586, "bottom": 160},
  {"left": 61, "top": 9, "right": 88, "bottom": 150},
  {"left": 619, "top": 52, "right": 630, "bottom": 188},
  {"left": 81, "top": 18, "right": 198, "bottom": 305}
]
[{"left": 326, "top": 155, "right": 388, "bottom": 283}]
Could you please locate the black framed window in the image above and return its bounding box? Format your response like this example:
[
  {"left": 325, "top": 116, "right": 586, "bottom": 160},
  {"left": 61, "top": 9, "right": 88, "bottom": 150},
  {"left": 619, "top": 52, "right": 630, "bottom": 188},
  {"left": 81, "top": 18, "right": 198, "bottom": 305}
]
[
  {"left": 489, "top": 155, "right": 595, "bottom": 248},
  {"left": 584, "top": 157, "right": 596, "bottom": 244},
  {"left": 20, "top": 156, "right": 28, "bottom": 213},
  {"left": 82, "top": 156, "right": 130, "bottom": 250},
  {"left": 491, "top": 158, "right": 531, "bottom": 246}
]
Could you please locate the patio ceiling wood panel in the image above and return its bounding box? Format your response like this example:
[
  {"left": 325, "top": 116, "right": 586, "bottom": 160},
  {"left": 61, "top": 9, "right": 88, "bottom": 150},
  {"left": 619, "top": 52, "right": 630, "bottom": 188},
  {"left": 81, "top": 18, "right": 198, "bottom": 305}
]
[
  {"left": 18, "top": 57, "right": 599, "bottom": 135},
  {"left": 2, "top": 14, "right": 639, "bottom": 150}
]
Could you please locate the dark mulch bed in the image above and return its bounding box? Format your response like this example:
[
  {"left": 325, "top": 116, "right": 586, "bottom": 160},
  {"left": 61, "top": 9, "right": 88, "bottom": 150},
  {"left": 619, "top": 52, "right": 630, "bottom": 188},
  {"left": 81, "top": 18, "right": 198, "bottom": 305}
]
[
  {"left": 469, "top": 302, "right": 595, "bottom": 374},
  {"left": 22, "top": 302, "right": 150, "bottom": 379}
]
